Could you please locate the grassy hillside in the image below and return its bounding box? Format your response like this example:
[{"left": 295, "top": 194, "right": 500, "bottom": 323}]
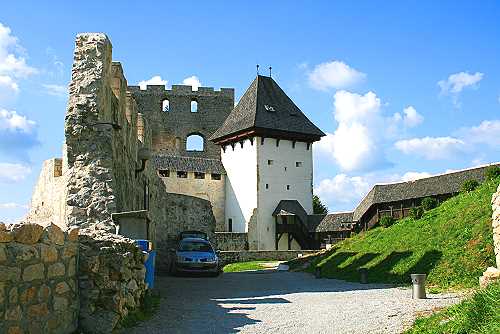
[
  {"left": 297, "top": 177, "right": 499, "bottom": 291},
  {"left": 406, "top": 282, "right": 500, "bottom": 334}
]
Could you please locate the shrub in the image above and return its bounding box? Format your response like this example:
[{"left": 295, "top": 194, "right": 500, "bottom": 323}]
[
  {"left": 409, "top": 207, "right": 424, "bottom": 220},
  {"left": 461, "top": 179, "right": 479, "bottom": 193},
  {"left": 421, "top": 197, "right": 439, "bottom": 211},
  {"left": 485, "top": 165, "right": 500, "bottom": 181},
  {"left": 379, "top": 216, "right": 396, "bottom": 227}
]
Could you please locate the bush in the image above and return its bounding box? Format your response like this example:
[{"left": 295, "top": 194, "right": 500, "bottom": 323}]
[
  {"left": 379, "top": 216, "right": 396, "bottom": 227},
  {"left": 461, "top": 179, "right": 479, "bottom": 193},
  {"left": 409, "top": 207, "right": 424, "bottom": 220},
  {"left": 421, "top": 197, "right": 439, "bottom": 211},
  {"left": 485, "top": 165, "right": 500, "bottom": 181}
]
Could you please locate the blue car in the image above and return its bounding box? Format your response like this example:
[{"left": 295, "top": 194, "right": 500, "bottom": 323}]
[{"left": 170, "top": 237, "right": 221, "bottom": 276}]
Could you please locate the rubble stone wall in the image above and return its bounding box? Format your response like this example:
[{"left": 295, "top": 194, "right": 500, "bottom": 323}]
[
  {"left": 78, "top": 232, "right": 147, "bottom": 333},
  {"left": 0, "top": 223, "right": 79, "bottom": 334},
  {"left": 215, "top": 232, "right": 248, "bottom": 251},
  {"left": 492, "top": 183, "right": 500, "bottom": 268}
]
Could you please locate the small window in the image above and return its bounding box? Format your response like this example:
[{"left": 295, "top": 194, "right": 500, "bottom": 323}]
[
  {"left": 194, "top": 172, "right": 205, "bottom": 179},
  {"left": 177, "top": 171, "right": 188, "bottom": 178},
  {"left": 158, "top": 170, "right": 170, "bottom": 177},
  {"left": 186, "top": 134, "right": 204, "bottom": 151},
  {"left": 284, "top": 167, "right": 287, "bottom": 171},
  {"left": 261, "top": 137, "right": 265, "bottom": 145},
  {"left": 296, "top": 162, "right": 303, "bottom": 167},
  {"left": 228, "top": 218, "right": 233, "bottom": 232},
  {"left": 267, "top": 159, "right": 273, "bottom": 165},
  {"left": 286, "top": 185, "right": 290, "bottom": 190},
  {"left": 276, "top": 139, "right": 280, "bottom": 147},
  {"left": 191, "top": 100, "right": 198, "bottom": 112},
  {"left": 306, "top": 143, "right": 311, "bottom": 150},
  {"left": 162, "top": 99, "right": 170, "bottom": 112},
  {"left": 211, "top": 173, "right": 221, "bottom": 180},
  {"left": 292, "top": 141, "right": 296, "bottom": 149},
  {"left": 265, "top": 183, "right": 269, "bottom": 189}
]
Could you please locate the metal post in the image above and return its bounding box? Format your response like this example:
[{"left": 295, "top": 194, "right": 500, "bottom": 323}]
[
  {"left": 358, "top": 268, "right": 368, "bottom": 284},
  {"left": 411, "top": 274, "right": 427, "bottom": 299}
]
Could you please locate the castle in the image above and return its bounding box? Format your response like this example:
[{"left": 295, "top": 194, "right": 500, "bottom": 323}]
[{"left": 26, "top": 33, "right": 498, "bottom": 257}]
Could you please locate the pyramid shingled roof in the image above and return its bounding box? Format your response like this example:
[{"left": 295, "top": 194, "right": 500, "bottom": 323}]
[{"left": 210, "top": 75, "right": 325, "bottom": 143}]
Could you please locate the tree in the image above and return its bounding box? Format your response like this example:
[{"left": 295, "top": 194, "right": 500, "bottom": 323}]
[
  {"left": 421, "top": 197, "right": 439, "bottom": 211},
  {"left": 313, "top": 195, "right": 328, "bottom": 214}
]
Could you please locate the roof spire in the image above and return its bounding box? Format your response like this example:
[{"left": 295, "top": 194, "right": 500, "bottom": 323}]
[
  {"left": 256, "top": 64, "right": 259, "bottom": 75},
  {"left": 269, "top": 66, "right": 272, "bottom": 78}
]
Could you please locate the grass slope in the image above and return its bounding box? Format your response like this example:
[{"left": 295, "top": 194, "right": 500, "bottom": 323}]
[
  {"left": 301, "top": 178, "right": 499, "bottom": 291},
  {"left": 406, "top": 282, "right": 500, "bottom": 334},
  {"left": 223, "top": 260, "right": 280, "bottom": 272}
]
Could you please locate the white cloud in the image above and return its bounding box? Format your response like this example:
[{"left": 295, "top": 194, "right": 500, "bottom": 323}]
[
  {"left": 0, "top": 162, "right": 31, "bottom": 182},
  {"left": 458, "top": 120, "right": 500, "bottom": 148},
  {"left": 314, "top": 174, "right": 370, "bottom": 204},
  {"left": 438, "top": 71, "right": 483, "bottom": 94},
  {"left": 0, "top": 202, "right": 28, "bottom": 209},
  {"left": 401, "top": 171, "right": 432, "bottom": 182},
  {"left": 0, "top": 75, "right": 18, "bottom": 92},
  {"left": 138, "top": 75, "right": 167, "bottom": 90},
  {"left": 316, "top": 90, "right": 388, "bottom": 172},
  {"left": 394, "top": 136, "right": 465, "bottom": 160},
  {"left": 0, "top": 109, "right": 36, "bottom": 133},
  {"left": 42, "top": 83, "right": 67, "bottom": 97},
  {"left": 182, "top": 75, "right": 201, "bottom": 91},
  {"left": 0, "top": 22, "right": 37, "bottom": 79},
  {"left": 401, "top": 106, "right": 424, "bottom": 127},
  {"left": 308, "top": 60, "right": 366, "bottom": 91}
]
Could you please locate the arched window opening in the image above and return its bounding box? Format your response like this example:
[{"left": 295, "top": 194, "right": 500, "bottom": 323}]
[
  {"left": 186, "top": 134, "right": 204, "bottom": 151},
  {"left": 191, "top": 100, "right": 198, "bottom": 113},
  {"left": 162, "top": 99, "right": 170, "bottom": 112}
]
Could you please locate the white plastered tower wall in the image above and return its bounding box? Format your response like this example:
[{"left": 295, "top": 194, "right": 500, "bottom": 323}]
[
  {"left": 256, "top": 137, "right": 313, "bottom": 250},
  {"left": 222, "top": 138, "right": 258, "bottom": 233}
]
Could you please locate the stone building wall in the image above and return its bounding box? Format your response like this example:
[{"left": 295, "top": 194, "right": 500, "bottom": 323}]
[
  {"left": 0, "top": 223, "right": 79, "bottom": 334},
  {"left": 78, "top": 232, "right": 147, "bottom": 333},
  {"left": 215, "top": 232, "right": 248, "bottom": 251},
  {"left": 129, "top": 85, "right": 234, "bottom": 159},
  {"left": 159, "top": 171, "right": 225, "bottom": 230}
]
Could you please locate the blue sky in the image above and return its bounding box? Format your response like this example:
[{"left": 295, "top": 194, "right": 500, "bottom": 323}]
[{"left": 0, "top": 1, "right": 499, "bottom": 221}]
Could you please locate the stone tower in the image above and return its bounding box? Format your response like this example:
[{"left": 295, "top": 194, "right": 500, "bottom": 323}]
[{"left": 210, "top": 75, "right": 325, "bottom": 250}]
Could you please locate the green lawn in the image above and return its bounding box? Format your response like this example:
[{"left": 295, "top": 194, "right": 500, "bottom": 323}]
[
  {"left": 223, "top": 260, "right": 281, "bottom": 272},
  {"left": 405, "top": 282, "right": 500, "bottom": 334},
  {"left": 294, "top": 177, "right": 499, "bottom": 291}
]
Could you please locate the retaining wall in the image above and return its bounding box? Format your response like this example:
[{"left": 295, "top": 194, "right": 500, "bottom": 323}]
[
  {"left": 219, "top": 250, "right": 318, "bottom": 267},
  {"left": 0, "top": 223, "right": 79, "bottom": 334},
  {"left": 215, "top": 232, "right": 248, "bottom": 251}
]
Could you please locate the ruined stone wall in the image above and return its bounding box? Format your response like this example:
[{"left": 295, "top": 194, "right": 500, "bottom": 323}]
[
  {"left": 155, "top": 193, "right": 216, "bottom": 272},
  {"left": 215, "top": 232, "right": 248, "bottom": 251},
  {"left": 78, "top": 232, "right": 147, "bottom": 333},
  {"left": 129, "top": 85, "right": 234, "bottom": 159},
  {"left": 0, "top": 223, "right": 79, "bottom": 334},
  {"left": 492, "top": 183, "right": 500, "bottom": 268}
]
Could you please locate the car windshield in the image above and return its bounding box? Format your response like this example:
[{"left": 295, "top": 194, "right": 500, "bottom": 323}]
[{"left": 179, "top": 241, "right": 213, "bottom": 253}]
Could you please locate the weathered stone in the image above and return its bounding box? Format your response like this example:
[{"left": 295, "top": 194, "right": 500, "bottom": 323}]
[
  {"left": 19, "top": 286, "right": 37, "bottom": 305},
  {"left": 0, "top": 282, "right": 5, "bottom": 304},
  {"left": 39, "top": 244, "right": 58, "bottom": 262},
  {"left": 55, "top": 281, "right": 70, "bottom": 294},
  {"left": 27, "top": 303, "right": 49, "bottom": 318},
  {"left": 62, "top": 244, "right": 77, "bottom": 259},
  {"left": 38, "top": 285, "right": 50, "bottom": 302},
  {"left": 0, "top": 244, "right": 7, "bottom": 262},
  {"left": 0, "top": 224, "right": 13, "bottom": 243},
  {"left": 68, "top": 257, "right": 76, "bottom": 276},
  {"left": 27, "top": 322, "right": 44, "bottom": 334},
  {"left": 12, "top": 223, "right": 43, "bottom": 244},
  {"left": 127, "top": 279, "right": 138, "bottom": 292},
  {"left": 68, "top": 227, "right": 79, "bottom": 241},
  {"left": 22, "top": 263, "right": 44, "bottom": 281},
  {"left": 7, "top": 326, "right": 23, "bottom": 334},
  {"left": 53, "top": 296, "right": 68, "bottom": 311},
  {"left": 5, "top": 305, "right": 21, "bottom": 321},
  {"left": 0, "top": 266, "right": 21, "bottom": 282},
  {"left": 47, "top": 223, "right": 65, "bottom": 245},
  {"left": 47, "top": 262, "right": 65, "bottom": 278},
  {"left": 12, "top": 244, "right": 39, "bottom": 262},
  {"left": 8, "top": 287, "right": 18, "bottom": 304}
]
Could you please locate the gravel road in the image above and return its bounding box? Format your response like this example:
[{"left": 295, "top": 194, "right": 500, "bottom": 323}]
[{"left": 124, "top": 270, "right": 462, "bottom": 334}]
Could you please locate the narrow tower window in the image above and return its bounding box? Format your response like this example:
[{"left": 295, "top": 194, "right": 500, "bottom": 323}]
[
  {"left": 267, "top": 160, "right": 274, "bottom": 165},
  {"left": 162, "top": 99, "right": 170, "bottom": 112},
  {"left": 265, "top": 183, "right": 269, "bottom": 189},
  {"left": 191, "top": 100, "right": 198, "bottom": 113},
  {"left": 296, "top": 161, "right": 303, "bottom": 167},
  {"left": 186, "top": 134, "right": 204, "bottom": 151},
  {"left": 228, "top": 218, "right": 233, "bottom": 232}
]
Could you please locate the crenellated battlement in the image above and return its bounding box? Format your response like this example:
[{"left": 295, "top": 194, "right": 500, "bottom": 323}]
[{"left": 128, "top": 84, "right": 234, "bottom": 98}]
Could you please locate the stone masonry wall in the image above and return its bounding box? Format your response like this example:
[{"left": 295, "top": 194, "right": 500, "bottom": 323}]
[
  {"left": 215, "top": 232, "right": 248, "bottom": 251},
  {"left": 492, "top": 183, "right": 500, "bottom": 268},
  {"left": 0, "top": 223, "right": 79, "bottom": 334},
  {"left": 78, "top": 232, "right": 147, "bottom": 334},
  {"left": 219, "top": 250, "right": 318, "bottom": 267}
]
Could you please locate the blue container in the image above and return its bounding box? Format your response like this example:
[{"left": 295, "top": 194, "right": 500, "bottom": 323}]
[{"left": 135, "top": 240, "right": 155, "bottom": 289}]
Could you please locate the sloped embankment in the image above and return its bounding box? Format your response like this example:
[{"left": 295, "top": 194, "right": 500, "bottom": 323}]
[{"left": 292, "top": 178, "right": 499, "bottom": 291}]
